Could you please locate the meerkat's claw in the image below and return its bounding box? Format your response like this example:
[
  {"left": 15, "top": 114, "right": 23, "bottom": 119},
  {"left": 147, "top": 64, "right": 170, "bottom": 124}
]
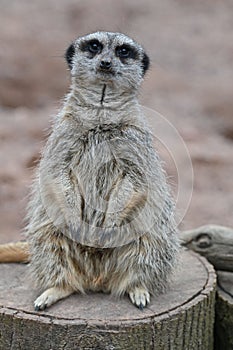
[
  {"left": 34, "top": 287, "right": 73, "bottom": 311},
  {"left": 34, "top": 303, "right": 47, "bottom": 311},
  {"left": 139, "top": 302, "right": 144, "bottom": 311},
  {"left": 128, "top": 287, "right": 150, "bottom": 310}
]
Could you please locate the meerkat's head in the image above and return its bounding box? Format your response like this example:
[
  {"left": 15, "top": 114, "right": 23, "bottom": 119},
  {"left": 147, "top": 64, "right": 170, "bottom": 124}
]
[{"left": 65, "top": 31, "right": 149, "bottom": 92}]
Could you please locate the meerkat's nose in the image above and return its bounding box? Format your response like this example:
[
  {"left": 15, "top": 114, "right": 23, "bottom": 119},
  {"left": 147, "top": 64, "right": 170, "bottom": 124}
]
[{"left": 100, "top": 60, "right": 112, "bottom": 70}]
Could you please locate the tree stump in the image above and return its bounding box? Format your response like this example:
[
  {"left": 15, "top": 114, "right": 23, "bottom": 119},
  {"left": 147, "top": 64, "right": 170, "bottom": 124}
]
[
  {"left": 214, "top": 271, "right": 233, "bottom": 350},
  {"left": 0, "top": 249, "right": 216, "bottom": 350},
  {"left": 179, "top": 224, "right": 233, "bottom": 349}
]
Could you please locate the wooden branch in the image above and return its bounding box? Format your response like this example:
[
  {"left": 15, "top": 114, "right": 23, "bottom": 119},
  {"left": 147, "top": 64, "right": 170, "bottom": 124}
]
[
  {"left": 179, "top": 225, "right": 233, "bottom": 272},
  {"left": 0, "top": 250, "right": 216, "bottom": 350}
]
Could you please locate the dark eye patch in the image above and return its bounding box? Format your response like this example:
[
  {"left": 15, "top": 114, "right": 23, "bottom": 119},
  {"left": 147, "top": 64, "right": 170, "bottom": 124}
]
[
  {"left": 141, "top": 52, "right": 150, "bottom": 75},
  {"left": 65, "top": 43, "right": 75, "bottom": 70},
  {"left": 115, "top": 44, "right": 138, "bottom": 60},
  {"left": 80, "top": 39, "right": 103, "bottom": 56}
]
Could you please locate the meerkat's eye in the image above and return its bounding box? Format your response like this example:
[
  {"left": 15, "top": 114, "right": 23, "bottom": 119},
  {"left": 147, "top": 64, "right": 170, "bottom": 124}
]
[
  {"left": 87, "top": 39, "right": 103, "bottom": 54},
  {"left": 80, "top": 39, "right": 103, "bottom": 56},
  {"left": 117, "top": 46, "right": 130, "bottom": 58},
  {"left": 115, "top": 45, "right": 137, "bottom": 60}
]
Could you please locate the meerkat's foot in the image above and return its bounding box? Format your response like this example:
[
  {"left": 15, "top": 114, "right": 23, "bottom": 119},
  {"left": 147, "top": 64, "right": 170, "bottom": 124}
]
[
  {"left": 128, "top": 286, "right": 150, "bottom": 310},
  {"left": 34, "top": 287, "right": 74, "bottom": 311}
]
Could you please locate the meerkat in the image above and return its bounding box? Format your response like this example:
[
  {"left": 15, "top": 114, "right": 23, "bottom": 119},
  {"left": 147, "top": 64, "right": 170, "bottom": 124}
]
[{"left": 0, "top": 31, "right": 180, "bottom": 311}]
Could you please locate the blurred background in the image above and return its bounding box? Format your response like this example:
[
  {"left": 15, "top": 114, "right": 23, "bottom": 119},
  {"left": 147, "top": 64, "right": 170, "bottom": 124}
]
[{"left": 0, "top": 0, "right": 233, "bottom": 243}]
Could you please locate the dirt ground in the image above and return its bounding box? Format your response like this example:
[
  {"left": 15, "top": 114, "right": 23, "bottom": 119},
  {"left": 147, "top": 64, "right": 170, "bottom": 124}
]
[{"left": 0, "top": 0, "right": 233, "bottom": 243}]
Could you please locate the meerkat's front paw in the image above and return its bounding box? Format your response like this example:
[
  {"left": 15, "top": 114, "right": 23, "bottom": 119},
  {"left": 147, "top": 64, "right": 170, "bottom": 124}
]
[
  {"left": 34, "top": 287, "right": 73, "bottom": 311},
  {"left": 128, "top": 287, "right": 150, "bottom": 310}
]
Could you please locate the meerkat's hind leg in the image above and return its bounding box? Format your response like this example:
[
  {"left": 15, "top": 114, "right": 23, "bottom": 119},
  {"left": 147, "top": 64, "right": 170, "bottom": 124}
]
[
  {"left": 34, "top": 286, "right": 74, "bottom": 311},
  {"left": 128, "top": 286, "right": 150, "bottom": 310}
]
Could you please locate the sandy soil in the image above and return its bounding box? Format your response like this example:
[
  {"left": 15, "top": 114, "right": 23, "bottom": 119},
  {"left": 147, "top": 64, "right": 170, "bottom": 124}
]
[{"left": 0, "top": 0, "right": 233, "bottom": 243}]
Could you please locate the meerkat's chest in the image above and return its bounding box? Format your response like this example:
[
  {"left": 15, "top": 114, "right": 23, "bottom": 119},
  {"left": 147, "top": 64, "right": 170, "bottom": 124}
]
[
  {"left": 70, "top": 126, "right": 146, "bottom": 199},
  {"left": 72, "top": 127, "right": 145, "bottom": 179},
  {"left": 72, "top": 128, "right": 125, "bottom": 184}
]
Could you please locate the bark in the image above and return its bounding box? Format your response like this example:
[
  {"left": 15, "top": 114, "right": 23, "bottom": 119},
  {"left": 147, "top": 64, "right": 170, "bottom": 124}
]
[
  {"left": 0, "top": 250, "right": 216, "bottom": 350},
  {"left": 214, "top": 271, "right": 233, "bottom": 350},
  {"left": 180, "top": 225, "right": 233, "bottom": 350}
]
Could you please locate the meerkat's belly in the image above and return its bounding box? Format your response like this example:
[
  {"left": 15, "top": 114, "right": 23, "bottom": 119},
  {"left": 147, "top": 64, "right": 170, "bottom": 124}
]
[
  {"left": 72, "top": 137, "right": 133, "bottom": 222},
  {"left": 69, "top": 133, "right": 149, "bottom": 247}
]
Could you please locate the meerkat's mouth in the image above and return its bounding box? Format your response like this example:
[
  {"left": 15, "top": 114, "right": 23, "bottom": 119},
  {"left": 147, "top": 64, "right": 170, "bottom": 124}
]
[{"left": 97, "top": 68, "right": 115, "bottom": 77}]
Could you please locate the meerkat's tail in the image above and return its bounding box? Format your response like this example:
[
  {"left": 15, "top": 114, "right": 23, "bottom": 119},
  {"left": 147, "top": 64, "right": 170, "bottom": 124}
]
[{"left": 0, "top": 241, "right": 30, "bottom": 263}]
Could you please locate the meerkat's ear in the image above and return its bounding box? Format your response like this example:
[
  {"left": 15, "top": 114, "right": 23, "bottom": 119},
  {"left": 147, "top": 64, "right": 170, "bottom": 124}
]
[
  {"left": 142, "top": 52, "right": 150, "bottom": 75},
  {"left": 65, "top": 43, "right": 75, "bottom": 70}
]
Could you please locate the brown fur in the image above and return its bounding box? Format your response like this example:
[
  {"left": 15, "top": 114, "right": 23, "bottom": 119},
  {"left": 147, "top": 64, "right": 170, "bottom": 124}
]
[{"left": 0, "top": 242, "right": 29, "bottom": 263}]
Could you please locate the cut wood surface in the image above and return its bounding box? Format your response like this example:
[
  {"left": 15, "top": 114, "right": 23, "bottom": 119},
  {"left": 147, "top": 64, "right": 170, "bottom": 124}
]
[{"left": 0, "top": 250, "right": 216, "bottom": 350}]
